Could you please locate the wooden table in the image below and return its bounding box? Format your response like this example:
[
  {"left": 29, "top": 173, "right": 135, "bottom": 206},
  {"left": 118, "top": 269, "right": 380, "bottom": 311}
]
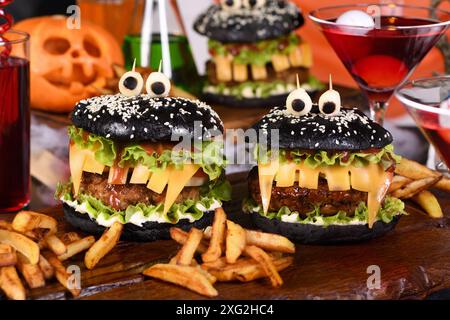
[{"left": 2, "top": 173, "right": 450, "bottom": 300}]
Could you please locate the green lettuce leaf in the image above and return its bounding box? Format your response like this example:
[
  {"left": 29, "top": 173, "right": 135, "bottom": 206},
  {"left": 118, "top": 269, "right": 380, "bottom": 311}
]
[
  {"left": 57, "top": 178, "right": 232, "bottom": 224},
  {"left": 68, "top": 126, "right": 117, "bottom": 166},
  {"left": 255, "top": 144, "right": 401, "bottom": 170},
  {"left": 243, "top": 196, "right": 406, "bottom": 227},
  {"left": 208, "top": 33, "right": 300, "bottom": 66},
  {"left": 204, "top": 76, "right": 323, "bottom": 99},
  {"left": 68, "top": 126, "right": 226, "bottom": 181}
]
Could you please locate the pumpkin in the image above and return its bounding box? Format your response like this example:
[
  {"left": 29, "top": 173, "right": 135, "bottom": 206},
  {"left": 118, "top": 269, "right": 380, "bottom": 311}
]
[{"left": 14, "top": 15, "right": 124, "bottom": 113}]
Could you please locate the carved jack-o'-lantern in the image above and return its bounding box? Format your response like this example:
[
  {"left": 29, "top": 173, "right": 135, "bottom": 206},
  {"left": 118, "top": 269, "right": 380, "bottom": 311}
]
[{"left": 14, "top": 15, "right": 124, "bottom": 113}]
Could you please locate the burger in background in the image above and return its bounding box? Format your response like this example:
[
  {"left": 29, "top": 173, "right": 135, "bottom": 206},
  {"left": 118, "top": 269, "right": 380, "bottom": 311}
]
[{"left": 194, "top": 0, "right": 322, "bottom": 108}]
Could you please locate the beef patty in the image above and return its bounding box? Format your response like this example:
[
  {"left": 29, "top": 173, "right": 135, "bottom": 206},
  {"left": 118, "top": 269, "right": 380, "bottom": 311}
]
[
  {"left": 248, "top": 167, "right": 368, "bottom": 216},
  {"left": 79, "top": 172, "right": 200, "bottom": 211}
]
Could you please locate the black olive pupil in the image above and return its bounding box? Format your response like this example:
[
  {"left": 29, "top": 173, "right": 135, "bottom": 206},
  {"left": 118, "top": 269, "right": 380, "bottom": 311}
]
[
  {"left": 151, "top": 81, "right": 166, "bottom": 95},
  {"left": 322, "top": 101, "right": 336, "bottom": 114},
  {"left": 292, "top": 99, "right": 305, "bottom": 112},
  {"left": 123, "top": 77, "right": 137, "bottom": 90},
  {"left": 225, "top": 0, "right": 233, "bottom": 6},
  {"left": 249, "top": 0, "right": 257, "bottom": 7}
]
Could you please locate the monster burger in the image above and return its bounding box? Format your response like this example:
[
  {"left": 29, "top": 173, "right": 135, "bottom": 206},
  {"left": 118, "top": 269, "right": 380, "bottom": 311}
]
[
  {"left": 57, "top": 66, "right": 230, "bottom": 241},
  {"left": 194, "top": 0, "right": 322, "bottom": 108},
  {"left": 244, "top": 77, "right": 406, "bottom": 243}
]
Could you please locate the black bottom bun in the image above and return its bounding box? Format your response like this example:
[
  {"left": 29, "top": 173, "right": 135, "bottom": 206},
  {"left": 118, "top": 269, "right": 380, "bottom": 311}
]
[
  {"left": 202, "top": 92, "right": 289, "bottom": 108},
  {"left": 63, "top": 204, "right": 213, "bottom": 242},
  {"left": 251, "top": 212, "right": 401, "bottom": 244}
]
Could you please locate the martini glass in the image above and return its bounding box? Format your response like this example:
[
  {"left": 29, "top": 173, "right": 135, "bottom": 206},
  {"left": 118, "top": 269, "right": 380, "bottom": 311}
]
[
  {"left": 395, "top": 76, "right": 450, "bottom": 174},
  {"left": 309, "top": 4, "right": 450, "bottom": 125}
]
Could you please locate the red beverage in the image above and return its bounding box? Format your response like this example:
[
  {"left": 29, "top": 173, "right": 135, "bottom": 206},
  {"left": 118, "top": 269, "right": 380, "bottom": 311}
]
[
  {"left": 321, "top": 16, "right": 447, "bottom": 102},
  {"left": 421, "top": 125, "right": 450, "bottom": 168},
  {"left": 0, "top": 56, "right": 30, "bottom": 212}
]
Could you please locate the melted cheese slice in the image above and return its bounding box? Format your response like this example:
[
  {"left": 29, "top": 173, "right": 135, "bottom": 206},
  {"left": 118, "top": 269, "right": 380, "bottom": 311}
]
[
  {"left": 147, "top": 167, "right": 171, "bottom": 194},
  {"left": 258, "top": 159, "right": 279, "bottom": 214},
  {"left": 258, "top": 160, "right": 392, "bottom": 228},
  {"left": 163, "top": 164, "right": 200, "bottom": 214},
  {"left": 130, "top": 164, "right": 151, "bottom": 184},
  {"left": 83, "top": 150, "right": 105, "bottom": 175},
  {"left": 69, "top": 144, "right": 87, "bottom": 196}
]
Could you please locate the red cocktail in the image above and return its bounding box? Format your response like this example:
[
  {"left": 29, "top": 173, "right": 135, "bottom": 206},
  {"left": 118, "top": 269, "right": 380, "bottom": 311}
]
[
  {"left": 396, "top": 76, "right": 450, "bottom": 171},
  {"left": 0, "top": 30, "right": 31, "bottom": 212},
  {"left": 309, "top": 4, "right": 450, "bottom": 124}
]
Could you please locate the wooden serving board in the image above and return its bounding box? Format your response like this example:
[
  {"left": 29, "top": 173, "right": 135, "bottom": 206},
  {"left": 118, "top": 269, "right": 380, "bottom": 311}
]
[{"left": 2, "top": 173, "right": 450, "bottom": 300}]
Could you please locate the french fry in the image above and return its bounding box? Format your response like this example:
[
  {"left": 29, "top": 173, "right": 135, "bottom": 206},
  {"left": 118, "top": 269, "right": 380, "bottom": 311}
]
[
  {"left": 61, "top": 232, "right": 82, "bottom": 245},
  {"left": 169, "top": 227, "right": 208, "bottom": 254},
  {"left": 45, "top": 253, "right": 80, "bottom": 297},
  {"left": 288, "top": 46, "right": 303, "bottom": 67},
  {"left": 391, "top": 175, "right": 442, "bottom": 199},
  {"left": 388, "top": 175, "right": 413, "bottom": 193},
  {"left": 200, "top": 257, "right": 228, "bottom": 270},
  {"left": 58, "top": 236, "right": 95, "bottom": 261},
  {"left": 45, "top": 234, "right": 67, "bottom": 256},
  {"left": 195, "top": 266, "right": 217, "bottom": 284},
  {"left": 0, "top": 220, "right": 13, "bottom": 231},
  {"left": 251, "top": 64, "right": 267, "bottom": 80},
  {"left": 214, "top": 56, "right": 232, "bottom": 82},
  {"left": 0, "top": 229, "right": 39, "bottom": 264},
  {"left": 0, "top": 244, "right": 17, "bottom": 267},
  {"left": 232, "top": 62, "right": 248, "bottom": 82},
  {"left": 271, "top": 54, "right": 290, "bottom": 72},
  {"left": 38, "top": 254, "right": 54, "bottom": 280},
  {"left": 176, "top": 228, "right": 203, "bottom": 266},
  {"left": 412, "top": 190, "right": 444, "bottom": 218},
  {"left": 143, "top": 263, "right": 218, "bottom": 297},
  {"left": 12, "top": 211, "right": 57, "bottom": 235},
  {"left": 244, "top": 246, "right": 283, "bottom": 287},
  {"left": 16, "top": 253, "right": 45, "bottom": 289},
  {"left": 85, "top": 222, "right": 123, "bottom": 270},
  {"left": 226, "top": 220, "right": 246, "bottom": 264},
  {"left": 205, "top": 228, "right": 295, "bottom": 254},
  {"left": 0, "top": 266, "right": 26, "bottom": 300},
  {"left": 234, "top": 256, "right": 293, "bottom": 282},
  {"left": 202, "top": 208, "right": 227, "bottom": 263},
  {"left": 205, "top": 257, "right": 257, "bottom": 282},
  {"left": 395, "top": 158, "right": 450, "bottom": 192}
]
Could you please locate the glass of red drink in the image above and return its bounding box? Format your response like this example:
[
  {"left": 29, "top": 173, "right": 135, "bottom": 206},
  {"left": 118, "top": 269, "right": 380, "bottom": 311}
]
[
  {"left": 309, "top": 4, "right": 450, "bottom": 125},
  {"left": 396, "top": 76, "right": 450, "bottom": 174},
  {"left": 0, "top": 30, "right": 30, "bottom": 212}
]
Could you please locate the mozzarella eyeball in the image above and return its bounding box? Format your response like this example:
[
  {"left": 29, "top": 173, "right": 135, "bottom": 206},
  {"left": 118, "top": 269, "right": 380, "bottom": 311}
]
[
  {"left": 336, "top": 10, "right": 375, "bottom": 28},
  {"left": 220, "top": 0, "right": 242, "bottom": 11},
  {"left": 286, "top": 88, "right": 312, "bottom": 116},
  {"left": 119, "top": 71, "right": 144, "bottom": 96},
  {"left": 243, "top": 0, "right": 265, "bottom": 9},
  {"left": 146, "top": 71, "right": 171, "bottom": 97},
  {"left": 119, "top": 71, "right": 144, "bottom": 97},
  {"left": 318, "top": 89, "right": 341, "bottom": 116}
]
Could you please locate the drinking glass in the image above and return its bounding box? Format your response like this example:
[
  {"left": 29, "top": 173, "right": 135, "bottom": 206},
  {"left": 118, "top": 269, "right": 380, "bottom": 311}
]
[
  {"left": 0, "top": 30, "right": 30, "bottom": 212},
  {"left": 309, "top": 4, "right": 450, "bottom": 125},
  {"left": 395, "top": 76, "right": 450, "bottom": 175}
]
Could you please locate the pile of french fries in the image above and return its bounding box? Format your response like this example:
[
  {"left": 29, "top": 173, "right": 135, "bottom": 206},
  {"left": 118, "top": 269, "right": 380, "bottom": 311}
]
[
  {"left": 143, "top": 208, "right": 295, "bottom": 297},
  {"left": 389, "top": 158, "right": 450, "bottom": 218},
  {"left": 0, "top": 211, "right": 124, "bottom": 300}
]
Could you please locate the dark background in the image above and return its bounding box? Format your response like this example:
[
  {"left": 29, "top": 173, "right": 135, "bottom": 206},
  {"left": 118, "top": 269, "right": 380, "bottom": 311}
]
[{"left": 7, "top": 0, "right": 74, "bottom": 22}]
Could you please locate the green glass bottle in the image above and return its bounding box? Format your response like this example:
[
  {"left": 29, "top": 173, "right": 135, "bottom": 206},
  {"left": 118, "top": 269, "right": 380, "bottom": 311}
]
[{"left": 122, "top": 0, "right": 202, "bottom": 96}]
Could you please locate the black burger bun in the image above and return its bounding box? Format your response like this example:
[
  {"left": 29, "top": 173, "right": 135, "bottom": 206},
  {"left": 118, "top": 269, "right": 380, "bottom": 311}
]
[
  {"left": 63, "top": 204, "right": 214, "bottom": 242},
  {"left": 194, "top": 0, "right": 304, "bottom": 43},
  {"left": 253, "top": 106, "right": 393, "bottom": 150},
  {"left": 71, "top": 95, "right": 224, "bottom": 142},
  {"left": 251, "top": 211, "right": 401, "bottom": 244}
]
